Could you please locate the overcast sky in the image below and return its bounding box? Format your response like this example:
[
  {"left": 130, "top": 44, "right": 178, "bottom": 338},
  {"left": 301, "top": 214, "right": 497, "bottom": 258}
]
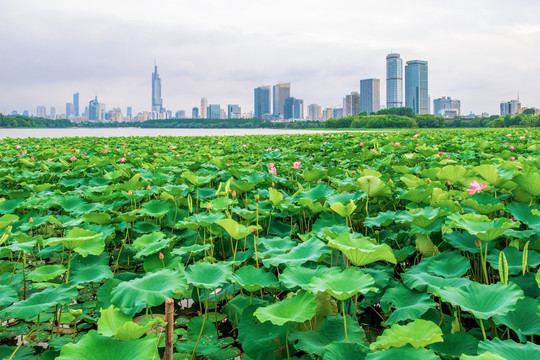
[{"left": 1, "top": 0, "right": 539, "bottom": 117}]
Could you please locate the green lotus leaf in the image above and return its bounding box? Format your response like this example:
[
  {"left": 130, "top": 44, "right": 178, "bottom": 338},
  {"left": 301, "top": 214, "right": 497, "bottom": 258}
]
[
  {"left": 297, "top": 183, "right": 335, "bottom": 202},
  {"left": 69, "top": 259, "right": 113, "bottom": 286},
  {"left": 279, "top": 265, "right": 338, "bottom": 290},
  {"left": 97, "top": 305, "right": 132, "bottom": 337},
  {"left": 0, "top": 214, "right": 18, "bottom": 229},
  {"left": 444, "top": 231, "right": 495, "bottom": 254},
  {"left": 330, "top": 200, "right": 357, "bottom": 218},
  {"left": 474, "top": 164, "right": 508, "bottom": 187},
  {"left": 513, "top": 172, "right": 540, "bottom": 196},
  {"left": 171, "top": 243, "right": 212, "bottom": 256},
  {"left": 367, "top": 346, "right": 440, "bottom": 360},
  {"left": 380, "top": 283, "right": 435, "bottom": 325},
  {"left": 132, "top": 221, "right": 160, "bottom": 233},
  {"left": 132, "top": 231, "right": 170, "bottom": 259},
  {"left": 460, "top": 352, "right": 505, "bottom": 360},
  {"left": 186, "top": 261, "right": 232, "bottom": 289},
  {"left": 326, "top": 233, "right": 396, "bottom": 266},
  {"left": 437, "top": 165, "right": 467, "bottom": 184},
  {"left": 262, "top": 238, "right": 330, "bottom": 267},
  {"left": 115, "top": 318, "right": 164, "bottom": 341},
  {"left": 228, "top": 265, "right": 279, "bottom": 292},
  {"left": 323, "top": 342, "right": 368, "bottom": 360},
  {"left": 83, "top": 212, "right": 112, "bottom": 225},
  {"left": 462, "top": 193, "right": 504, "bottom": 215},
  {"left": 449, "top": 214, "right": 518, "bottom": 241},
  {"left": 175, "top": 316, "right": 238, "bottom": 358},
  {"left": 370, "top": 319, "right": 443, "bottom": 350},
  {"left": 215, "top": 219, "right": 260, "bottom": 240},
  {"left": 139, "top": 199, "right": 170, "bottom": 218},
  {"left": 309, "top": 268, "right": 376, "bottom": 301},
  {"left": 254, "top": 290, "right": 316, "bottom": 326},
  {"left": 439, "top": 282, "right": 524, "bottom": 320},
  {"left": 356, "top": 176, "right": 391, "bottom": 197},
  {"left": 0, "top": 285, "right": 18, "bottom": 306},
  {"left": 3, "top": 284, "right": 77, "bottom": 320},
  {"left": 183, "top": 171, "right": 214, "bottom": 186},
  {"left": 426, "top": 253, "right": 471, "bottom": 278},
  {"left": 55, "top": 330, "right": 157, "bottom": 360},
  {"left": 45, "top": 228, "right": 105, "bottom": 257},
  {"left": 395, "top": 207, "right": 442, "bottom": 228},
  {"left": 506, "top": 202, "right": 540, "bottom": 229},
  {"left": 268, "top": 187, "right": 284, "bottom": 206},
  {"left": 0, "top": 345, "right": 34, "bottom": 360},
  {"left": 364, "top": 211, "right": 395, "bottom": 227},
  {"left": 28, "top": 264, "right": 67, "bottom": 282},
  {"left": 487, "top": 247, "right": 540, "bottom": 276},
  {"left": 429, "top": 332, "right": 479, "bottom": 358},
  {"left": 493, "top": 297, "right": 540, "bottom": 337},
  {"left": 0, "top": 198, "right": 25, "bottom": 214},
  {"left": 111, "top": 269, "right": 188, "bottom": 315},
  {"left": 478, "top": 338, "right": 540, "bottom": 360},
  {"left": 400, "top": 188, "right": 432, "bottom": 204}
]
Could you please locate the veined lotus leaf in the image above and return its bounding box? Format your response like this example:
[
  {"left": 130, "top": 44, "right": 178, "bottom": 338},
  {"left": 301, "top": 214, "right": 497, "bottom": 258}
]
[
  {"left": 439, "top": 282, "right": 524, "bottom": 320},
  {"left": 182, "top": 171, "right": 214, "bottom": 186},
  {"left": 177, "top": 212, "right": 226, "bottom": 230},
  {"left": 330, "top": 200, "right": 357, "bottom": 218},
  {"left": 444, "top": 231, "right": 495, "bottom": 254},
  {"left": 462, "top": 193, "right": 504, "bottom": 215},
  {"left": 28, "top": 264, "right": 67, "bottom": 282},
  {"left": 474, "top": 164, "right": 509, "bottom": 187},
  {"left": 415, "top": 233, "right": 439, "bottom": 257},
  {"left": 326, "top": 192, "right": 364, "bottom": 206},
  {"left": 227, "top": 265, "right": 279, "bottom": 292},
  {"left": 395, "top": 207, "right": 442, "bottom": 228},
  {"left": 279, "top": 265, "right": 339, "bottom": 291},
  {"left": 493, "top": 297, "right": 540, "bottom": 337},
  {"left": 0, "top": 214, "right": 18, "bottom": 229},
  {"left": 356, "top": 176, "right": 391, "bottom": 197},
  {"left": 429, "top": 332, "right": 479, "bottom": 358},
  {"left": 460, "top": 352, "right": 505, "bottom": 360},
  {"left": 83, "top": 212, "right": 112, "bottom": 225},
  {"left": 0, "top": 199, "right": 25, "bottom": 214},
  {"left": 115, "top": 317, "right": 165, "bottom": 341},
  {"left": 297, "top": 183, "right": 335, "bottom": 202},
  {"left": 323, "top": 342, "right": 368, "bottom": 360},
  {"left": 303, "top": 168, "right": 327, "bottom": 182},
  {"left": 45, "top": 228, "right": 105, "bottom": 257},
  {"left": 0, "top": 345, "right": 34, "bottom": 360},
  {"left": 268, "top": 187, "right": 284, "bottom": 206},
  {"left": 237, "top": 304, "right": 287, "bottom": 359},
  {"left": 171, "top": 243, "right": 212, "bottom": 256},
  {"left": 215, "top": 218, "right": 261, "bottom": 240},
  {"left": 364, "top": 211, "right": 395, "bottom": 227},
  {"left": 437, "top": 165, "right": 467, "bottom": 184},
  {"left": 139, "top": 199, "right": 170, "bottom": 218},
  {"left": 513, "top": 172, "right": 540, "bottom": 197},
  {"left": 254, "top": 291, "right": 316, "bottom": 326},
  {"left": 291, "top": 314, "right": 366, "bottom": 356},
  {"left": 478, "top": 338, "right": 540, "bottom": 360},
  {"left": 262, "top": 238, "right": 330, "bottom": 267},
  {"left": 309, "top": 268, "right": 377, "bottom": 301},
  {"left": 367, "top": 346, "right": 440, "bottom": 360},
  {"left": 186, "top": 261, "right": 232, "bottom": 289},
  {"left": 69, "top": 256, "right": 113, "bottom": 286},
  {"left": 426, "top": 253, "right": 471, "bottom": 278},
  {"left": 97, "top": 305, "right": 164, "bottom": 341},
  {"left": 487, "top": 247, "right": 540, "bottom": 276},
  {"left": 449, "top": 213, "right": 518, "bottom": 242},
  {"left": 380, "top": 283, "right": 435, "bottom": 325},
  {"left": 132, "top": 221, "right": 160, "bottom": 234},
  {"left": 58, "top": 196, "right": 89, "bottom": 213},
  {"left": 132, "top": 231, "right": 170, "bottom": 259},
  {"left": 506, "top": 202, "right": 540, "bottom": 229},
  {"left": 176, "top": 316, "right": 238, "bottom": 358},
  {"left": 370, "top": 319, "right": 443, "bottom": 350},
  {"left": 3, "top": 284, "right": 77, "bottom": 321},
  {"left": 326, "top": 233, "right": 396, "bottom": 266},
  {"left": 110, "top": 269, "right": 188, "bottom": 315},
  {"left": 55, "top": 330, "right": 157, "bottom": 360},
  {"left": 0, "top": 285, "right": 18, "bottom": 306}
]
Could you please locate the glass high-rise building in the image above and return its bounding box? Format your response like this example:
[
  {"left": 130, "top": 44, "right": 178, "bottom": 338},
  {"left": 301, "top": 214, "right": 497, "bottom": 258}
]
[
  {"left": 273, "top": 83, "right": 290, "bottom": 118},
  {"left": 433, "top": 96, "right": 460, "bottom": 117},
  {"left": 192, "top": 107, "right": 199, "bottom": 119},
  {"left": 151, "top": 62, "right": 163, "bottom": 114},
  {"left": 254, "top": 86, "right": 271, "bottom": 119},
  {"left": 360, "top": 79, "right": 380, "bottom": 114},
  {"left": 208, "top": 104, "right": 221, "bottom": 119},
  {"left": 343, "top": 92, "right": 361, "bottom": 117},
  {"left": 89, "top": 96, "right": 100, "bottom": 121},
  {"left": 73, "top": 92, "right": 79, "bottom": 116},
  {"left": 228, "top": 104, "right": 241, "bottom": 119},
  {"left": 386, "top": 53, "right": 403, "bottom": 109},
  {"left": 405, "top": 60, "right": 429, "bottom": 114},
  {"left": 66, "top": 103, "right": 75, "bottom": 118},
  {"left": 284, "top": 97, "right": 304, "bottom": 119}
]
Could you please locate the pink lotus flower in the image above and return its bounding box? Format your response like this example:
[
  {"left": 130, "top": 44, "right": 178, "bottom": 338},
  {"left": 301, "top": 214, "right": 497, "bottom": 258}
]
[
  {"left": 291, "top": 161, "right": 301, "bottom": 169},
  {"left": 83, "top": 152, "right": 87, "bottom": 155},
  {"left": 16, "top": 144, "right": 21, "bottom": 149},
  {"left": 509, "top": 156, "right": 516, "bottom": 161},
  {"left": 176, "top": 154, "right": 180, "bottom": 157},
  {"left": 104, "top": 149, "right": 108, "bottom": 154},
  {"left": 502, "top": 142, "right": 508, "bottom": 145},
  {"left": 413, "top": 134, "right": 419, "bottom": 138},
  {"left": 218, "top": 142, "right": 222, "bottom": 145},
  {"left": 30, "top": 156, "right": 35, "bottom": 160},
  {"left": 47, "top": 158, "right": 52, "bottom": 162},
  {"left": 371, "top": 148, "right": 376, "bottom": 153},
  {"left": 70, "top": 156, "right": 77, "bottom": 161},
  {"left": 120, "top": 157, "right": 126, "bottom": 163},
  {"left": 466, "top": 181, "right": 487, "bottom": 195},
  {"left": 506, "top": 134, "right": 512, "bottom": 137},
  {"left": 438, "top": 151, "right": 443, "bottom": 155},
  {"left": 70, "top": 148, "right": 75, "bottom": 152},
  {"left": 268, "top": 167, "right": 277, "bottom": 175},
  {"left": 53, "top": 148, "right": 56, "bottom": 151},
  {"left": 519, "top": 136, "right": 525, "bottom": 140},
  {"left": 104, "top": 145, "right": 108, "bottom": 148},
  {"left": 226, "top": 163, "right": 231, "bottom": 166},
  {"left": 266, "top": 147, "right": 272, "bottom": 151},
  {"left": 123, "top": 142, "right": 127, "bottom": 146},
  {"left": 395, "top": 142, "right": 400, "bottom": 146},
  {"left": 509, "top": 146, "right": 515, "bottom": 150},
  {"left": 359, "top": 142, "right": 365, "bottom": 146},
  {"left": 127, "top": 152, "right": 132, "bottom": 155},
  {"left": 274, "top": 148, "right": 279, "bottom": 152},
  {"left": 269, "top": 162, "right": 275, "bottom": 168},
  {"left": 22, "top": 150, "right": 27, "bottom": 154},
  {"left": 232, "top": 190, "right": 237, "bottom": 197},
  {"left": 16, "top": 153, "right": 20, "bottom": 156},
  {"left": 243, "top": 144, "right": 247, "bottom": 148}
]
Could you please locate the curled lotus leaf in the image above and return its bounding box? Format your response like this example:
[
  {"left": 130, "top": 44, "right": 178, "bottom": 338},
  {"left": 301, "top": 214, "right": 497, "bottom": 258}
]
[
  {"left": 326, "top": 233, "right": 396, "bottom": 266},
  {"left": 448, "top": 213, "right": 518, "bottom": 242},
  {"left": 254, "top": 290, "right": 316, "bottom": 326},
  {"left": 228, "top": 265, "right": 279, "bottom": 292},
  {"left": 45, "top": 228, "right": 105, "bottom": 257},
  {"left": 370, "top": 319, "right": 443, "bottom": 350},
  {"left": 367, "top": 347, "right": 440, "bottom": 360},
  {"left": 279, "top": 265, "right": 339, "bottom": 291},
  {"left": 493, "top": 297, "right": 540, "bottom": 338},
  {"left": 478, "top": 338, "right": 540, "bottom": 360},
  {"left": 185, "top": 261, "right": 232, "bottom": 289},
  {"left": 356, "top": 176, "right": 391, "bottom": 198},
  {"left": 309, "top": 268, "right": 377, "bottom": 301},
  {"left": 380, "top": 283, "right": 435, "bottom": 325}
]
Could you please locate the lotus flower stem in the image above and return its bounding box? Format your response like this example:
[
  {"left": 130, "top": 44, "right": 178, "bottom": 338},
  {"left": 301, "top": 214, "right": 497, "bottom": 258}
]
[
  {"left": 342, "top": 301, "right": 349, "bottom": 342},
  {"left": 479, "top": 319, "right": 487, "bottom": 340},
  {"left": 22, "top": 252, "right": 27, "bottom": 300},
  {"left": 8, "top": 326, "right": 37, "bottom": 360},
  {"left": 285, "top": 323, "right": 291, "bottom": 359}
]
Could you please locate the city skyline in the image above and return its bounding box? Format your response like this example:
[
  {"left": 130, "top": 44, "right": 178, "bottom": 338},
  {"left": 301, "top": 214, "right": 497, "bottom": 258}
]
[{"left": 1, "top": 1, "right": 539, "bottom": 116}]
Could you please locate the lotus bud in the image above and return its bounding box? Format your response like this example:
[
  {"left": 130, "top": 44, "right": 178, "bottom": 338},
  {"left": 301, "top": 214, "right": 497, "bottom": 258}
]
[
  {"left": 159, "top": 252, "right": 164, "bottom": 260},
  {"left": 29, "top": 217, "right": 33, "bottom": 223},
  {"left": 232, "top": 190, "right": 237, "bottom": 197},
  {"left": 147, "top": 184, "right": 151, "bottom": 190},
  {"left": 475, "top": 239, "right": 481, "bottom": 248},
  {"left": 253, "top": 228, "right": 257, "bottom": 236},
  {"left": 69, "top": 309, "right": 83, "bottom": 318},
  {"left": 127, "top": 190, "right": 133, "bottom": 196},
  {"left": 206, "top": 203, "right": 213, "bottom": 211}
]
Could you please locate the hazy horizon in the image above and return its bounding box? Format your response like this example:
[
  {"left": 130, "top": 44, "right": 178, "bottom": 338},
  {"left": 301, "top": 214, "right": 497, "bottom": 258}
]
[{"left": 1, "top": 0, "right": 539, "bottom": 117}]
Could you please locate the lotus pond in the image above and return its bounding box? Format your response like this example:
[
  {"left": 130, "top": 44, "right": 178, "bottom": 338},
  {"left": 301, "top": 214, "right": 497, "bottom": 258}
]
[{"left": 0, "top": 129, "right": 539, "bottom": 360}]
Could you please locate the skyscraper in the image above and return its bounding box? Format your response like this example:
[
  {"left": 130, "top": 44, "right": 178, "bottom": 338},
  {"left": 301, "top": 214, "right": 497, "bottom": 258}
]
[
  {"left": 208, "top": 104, "right": 220, "bottom": 119},
  {"left": 228, "top": 105, "right": 241, "bottom": 119},
  {"left": 50, "top": 107, "right": 56, "bottom": 119},
  {"left": 307, "top": 104, "right": 322, "bottom": 120},
  {"left": 73, "top": 92, "right": 79, "bottom": 116},
  {"left": 152, "top": 62, "right": 163, "bottom": 114},
  {"left": 284, "top": 97, "right": 304, "bottom": 119},
  {"left": 405, "top": 60, "right": 429, "bottom": 114},
  {"left": 343, "top": 92, "right": 361, "bottom": 117},
  {"left": 254, "top": 86, "right": 271, "bottom": 119},
  {"left": 127, "top": 107, "right": 132, "bottom": 121},
  {"left": 360, "top": 79, "right": 381, "bottom": 114},
  {"left": 273, "top": 83, "right": 291, "bottom": 118},
  {"left": 36, "top": 106, "right": 47, "bottom": 118},
  {"left": 66, "top": 103, "right": 75, "bottom": 118},
  {"left": 433, "top": 97, "right": 460, "bottom": 117},
  {"left": 89, "top": 96, "right": 100, "bottom": 121},
  {"left": 192, "top": 107, "right": 199, "bottom": 119},
  {"left": 386, "top": 53, "right": 403, "bottom": 109},
  {"left": 200, "top": 98, "right": 208, "bottom": 119},
  {"left": 500, "top": 99, "right": 521, "bottom": 116}
]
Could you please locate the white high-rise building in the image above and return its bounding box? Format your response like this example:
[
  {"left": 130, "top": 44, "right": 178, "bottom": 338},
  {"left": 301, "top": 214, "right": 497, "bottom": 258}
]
[
  {"left": 500, "top": 100, "right": 521, "bottom": 116},
  {"left": 307, "top": 104, "right": 322, "bottom": 120},
  {"left": 200, "top": 98, "right": 208, "bottom": 119}
]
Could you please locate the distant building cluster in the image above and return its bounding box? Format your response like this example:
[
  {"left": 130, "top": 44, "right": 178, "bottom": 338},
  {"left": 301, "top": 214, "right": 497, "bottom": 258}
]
[{"left": 9, "top": 54, "right": 537, "bottom": 121}]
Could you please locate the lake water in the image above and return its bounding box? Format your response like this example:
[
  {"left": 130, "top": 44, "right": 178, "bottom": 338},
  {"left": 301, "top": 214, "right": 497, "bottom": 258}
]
[{"left": 0, "top": 128, "right": 365, "bottom": 139}]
